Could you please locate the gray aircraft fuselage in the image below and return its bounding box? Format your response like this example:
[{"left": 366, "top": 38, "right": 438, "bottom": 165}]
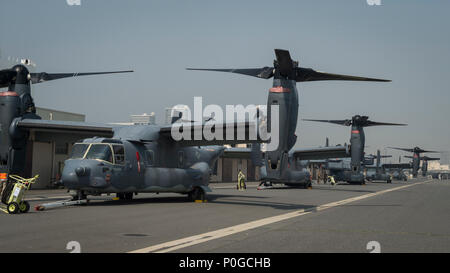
[{"left": 62, "top": 126, "right": 224, "bottom": 198}]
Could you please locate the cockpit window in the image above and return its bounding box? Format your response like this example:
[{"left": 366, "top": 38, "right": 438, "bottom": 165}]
[
  {"left": 85, "top": 144, "right": 113, "bottom": 164},
  {"left": 112, "top": 145, "right": 125, "bottom": 165},
  {"left": 70, "top": 144, "right": 90, "bottom": 159}
]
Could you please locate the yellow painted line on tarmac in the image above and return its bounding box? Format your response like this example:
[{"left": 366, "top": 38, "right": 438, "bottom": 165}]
[{"left": 129, "top": 180, "right": 431, "bottom": 253}]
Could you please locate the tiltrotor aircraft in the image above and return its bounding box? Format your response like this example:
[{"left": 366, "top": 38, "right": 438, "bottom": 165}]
[
  {"left": 188, "top": 49, "right": 390, "bottom": 187},
  {"left": 303, "top": 115, "right": 406, "bottom": 184},
  {"left": 388, "top": 147, "right": 440, "bottom": 177},
  {"left": 364, "top": 150, "right": 393, "bottom": 183},
  {"left": 0, "top": 63, "right": 132, "bottom": 176},
  {"left": 0, "top": 61, "right": 264, "bottom": 202}
]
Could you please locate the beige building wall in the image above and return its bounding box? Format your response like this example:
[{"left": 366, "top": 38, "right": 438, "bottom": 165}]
[
  {"left": 36, "top": 107, "right": 85, "bottom": 122},
  {"left": 30, "top": 108, "right": 85, "bottom": 189},
  {"left": 31, "top": 142, "right": 53, "bottom": 189}
]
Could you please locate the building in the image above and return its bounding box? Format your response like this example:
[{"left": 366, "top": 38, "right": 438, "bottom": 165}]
[
  {"left": 165, "top": 106, "right": 190, "bottom": 124},
  {"left": 25, "top": 107, "right": 87, "bottom": 189},
  {"left": 211, "top": 144, "right": 260, "bottom": 183},
  {"left": 130, "top": 112, "right": 156, "bottom": 125},
  {"left": 428, "top": 161, "right": 450, "bottom": 171}
]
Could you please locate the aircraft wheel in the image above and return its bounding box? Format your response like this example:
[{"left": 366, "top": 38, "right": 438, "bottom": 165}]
[
  {"left": 7, "top": 202, "right": 20, "bottom": 214},
  {"left": 190, "top": 187, "right": 205, "bottom": 202},
  {"left": 124, "top": 193, "right": 133, "bottom": 200},
  {"left": 19, "top": 201, "right": 30, "bottom": 213}
]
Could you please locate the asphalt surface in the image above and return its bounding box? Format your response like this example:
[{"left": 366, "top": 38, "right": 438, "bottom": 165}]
[{"left": 0, "top": 177, "right": 449, "bottom": 253}]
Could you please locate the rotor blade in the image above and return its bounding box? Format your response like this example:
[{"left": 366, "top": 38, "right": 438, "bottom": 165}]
[
  {"left": 30, "top": 70, "right": 133, "bottom": 84},
  {"left": 186, "top": 67, "right": 274, "bottom": 79},
  {"left": 421, "top": 156, "right": 440, "bottom": 161},
  {"left": 295, "top": 67, "right": 391, "bottom": 82},
  {"left": 303, "top": 119, "right": 352, "bottom": 126},
  {"left": 388, "top": 147, "right": 415, "bottom": 153},
  {"left": 274, "top": 49, "right": 294, "bottom": 76},
  {"left": 366, "top": 121, "right": 407, "bottom": 127},
  {"left": 419, "top": 150, "right": 440, "bottom": 153},
  {"left": 0, "top": 69, "right": 16, "bottom": 88}
]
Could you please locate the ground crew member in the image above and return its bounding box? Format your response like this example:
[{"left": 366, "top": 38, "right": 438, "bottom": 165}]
[
  {"left": 317, "top": 167, "right": 322, "bottom": 184},
  {"left": 237, "top": 169, "right": 246, "bottom": 191},
  {"left": 328, "top": 175, "right": 336, "bottom": 186}
]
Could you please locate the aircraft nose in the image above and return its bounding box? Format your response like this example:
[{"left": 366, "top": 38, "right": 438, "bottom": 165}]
[
  {"left": 61, "top": 160, "right": 91, "bottom": 189},
  {"left": 75, "top": 166, "right": 90, "bottom": 177},
  {"left": 61, "top": 169, "right": 79, "bottom": 189}
]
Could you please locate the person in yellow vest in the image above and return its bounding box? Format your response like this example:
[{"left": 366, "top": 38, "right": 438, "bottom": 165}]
[
  {"left": 327, "top": 175, "right": 336, "bottom": 186},
  {"left": 237, "top": 169, "right": 246, "bottom": 191}
]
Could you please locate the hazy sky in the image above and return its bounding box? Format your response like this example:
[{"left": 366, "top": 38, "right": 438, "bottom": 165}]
[{"left": 1, "top": 0, "right": 449, "bottom": 163}]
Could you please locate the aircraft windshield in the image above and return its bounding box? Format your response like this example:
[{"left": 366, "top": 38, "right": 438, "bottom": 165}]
[
  {"left": 85, "top": 144, "right": 113, "bottom": 163},
  {"left": 70, "top": 144, "right": 90, "bottom": 159}
]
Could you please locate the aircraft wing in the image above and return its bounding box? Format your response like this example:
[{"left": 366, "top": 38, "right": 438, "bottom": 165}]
[
  {"left": 222, "top": 147, "right": 252, "bottom": 158},
  {"left": 159, "top": 121, "right": 262, "bottom": 147},
  {"left": 292, "top": 145, "right": 350, "bottom": 160},
  {"left": 382, "top": 163, "right": 412, "bottom": 169},
  {"left": 16, "top": 119, "right": 115, "bottom": 143}
]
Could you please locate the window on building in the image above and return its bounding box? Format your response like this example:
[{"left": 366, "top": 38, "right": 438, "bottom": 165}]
[{"left": 56, "top": 142, "right": 69, "bottom": 155}]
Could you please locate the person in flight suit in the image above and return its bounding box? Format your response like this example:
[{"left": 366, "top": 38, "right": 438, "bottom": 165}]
[{"left": 237, "top": 169, "right": 246, "bottom": 191}]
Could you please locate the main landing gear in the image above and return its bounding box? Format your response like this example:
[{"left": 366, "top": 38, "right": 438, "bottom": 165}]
[
  {"left": 117, "top": 192, "right": 133, "bottom": 200},
  {"left": 188, "top": 187, "right": 206, "bottom": 202}
]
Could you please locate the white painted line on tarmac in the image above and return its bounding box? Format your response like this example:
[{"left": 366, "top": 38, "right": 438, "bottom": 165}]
[{"left": 129, "top": 180, "right": 431, "bottom": 253}]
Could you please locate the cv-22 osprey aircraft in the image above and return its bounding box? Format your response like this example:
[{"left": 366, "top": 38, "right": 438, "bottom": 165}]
[
  {"left": 0, "top": 63, "right": 132, "bottom": 176},
  {"left": 0, "top": 60, "right": 264, "bottom": 202},
  {"left": 188, "top": 49, "right": 391, "bottom": 188},
  {"left": 303, "top": 115, "right": 406, "bottom": 184},
  {"left": 364, "top": 150, "right": 393, "bottom": 183},
  {"left": 388, "top": 147, "right": 441, "bottom": 178}
]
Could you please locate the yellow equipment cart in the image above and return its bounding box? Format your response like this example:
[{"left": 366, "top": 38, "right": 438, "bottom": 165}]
[{"left": 0, "top": 175, "right": 39, "bottom": 214}]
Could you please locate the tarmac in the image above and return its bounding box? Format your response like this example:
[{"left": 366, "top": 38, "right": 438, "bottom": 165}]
[{"left": 0, "top": 177, "right": 449, "bottom": 253}]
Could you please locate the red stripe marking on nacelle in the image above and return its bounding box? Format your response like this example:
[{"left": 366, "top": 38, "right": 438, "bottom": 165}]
[
  {"left": 0, "top": 91, "right": 19, "bottom": 97},
  {"left": 351, "top": 130, "right": 360, "bottom": 134},
  {"left": 269, "top": 86, "right": 291, "bottom": 93}
]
